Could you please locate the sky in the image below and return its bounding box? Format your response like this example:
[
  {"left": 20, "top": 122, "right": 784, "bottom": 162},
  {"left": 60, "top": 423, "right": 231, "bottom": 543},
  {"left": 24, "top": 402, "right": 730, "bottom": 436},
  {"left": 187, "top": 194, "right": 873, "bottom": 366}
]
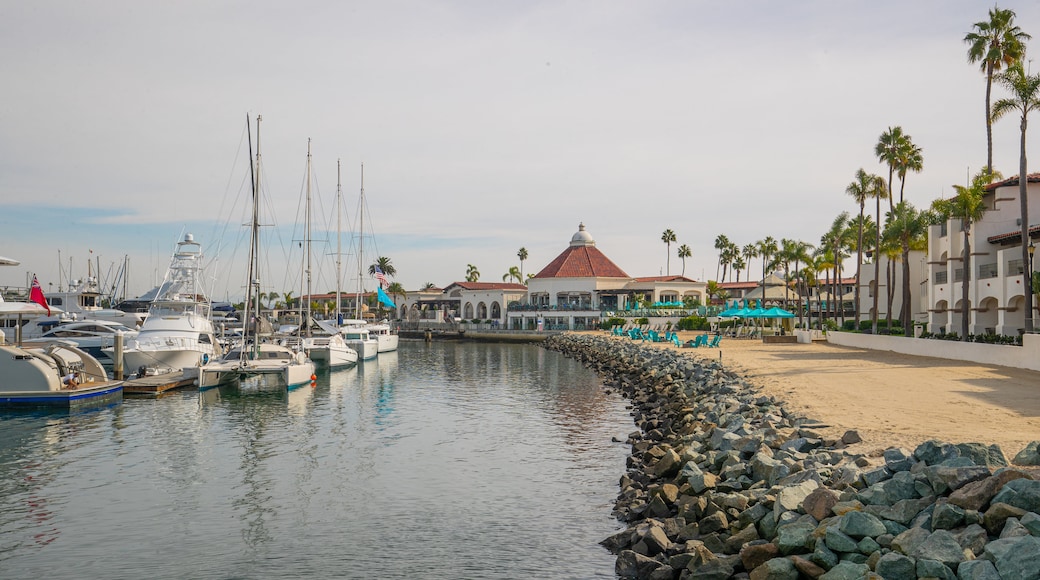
[{"left": 3, "top": 0, "right": 1040, "bottom": 303}]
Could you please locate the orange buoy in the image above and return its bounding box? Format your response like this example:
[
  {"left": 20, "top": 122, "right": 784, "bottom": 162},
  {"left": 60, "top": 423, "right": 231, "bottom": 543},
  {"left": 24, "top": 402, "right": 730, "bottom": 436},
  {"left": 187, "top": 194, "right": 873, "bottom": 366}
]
[{"left": 311, "top": 374, "right": 317, "bottom": 381}]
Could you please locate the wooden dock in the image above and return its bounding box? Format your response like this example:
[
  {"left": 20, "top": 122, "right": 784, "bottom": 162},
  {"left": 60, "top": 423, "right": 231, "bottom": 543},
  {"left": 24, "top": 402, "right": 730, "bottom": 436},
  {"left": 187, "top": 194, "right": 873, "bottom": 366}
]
[{"left": 122, "top": 372, "right": 196, "bottom": 395}]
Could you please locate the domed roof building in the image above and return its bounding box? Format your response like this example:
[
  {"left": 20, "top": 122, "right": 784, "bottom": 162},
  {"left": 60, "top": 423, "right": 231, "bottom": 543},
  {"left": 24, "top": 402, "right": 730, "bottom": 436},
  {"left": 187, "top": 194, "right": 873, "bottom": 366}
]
[{"left": 508, "top": 223, "right": 707, "bottom": 331}]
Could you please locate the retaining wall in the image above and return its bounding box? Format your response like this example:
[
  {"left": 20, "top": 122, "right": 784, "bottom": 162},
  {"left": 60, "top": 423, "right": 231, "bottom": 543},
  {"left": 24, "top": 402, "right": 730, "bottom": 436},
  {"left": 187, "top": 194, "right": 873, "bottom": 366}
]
[{"left": 826, "top": 331, "right": 1040, "bottom": 373}]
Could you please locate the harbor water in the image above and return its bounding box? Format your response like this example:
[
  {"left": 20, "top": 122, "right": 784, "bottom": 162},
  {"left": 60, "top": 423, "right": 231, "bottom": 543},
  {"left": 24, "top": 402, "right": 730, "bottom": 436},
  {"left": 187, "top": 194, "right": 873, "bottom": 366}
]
[{"left": 0, "top": 341, "right": 632, "bottom": 579}]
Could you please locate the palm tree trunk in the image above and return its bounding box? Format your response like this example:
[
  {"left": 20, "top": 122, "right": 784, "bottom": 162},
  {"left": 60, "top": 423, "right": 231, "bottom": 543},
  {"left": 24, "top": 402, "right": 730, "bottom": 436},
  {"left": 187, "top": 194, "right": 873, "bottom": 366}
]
[
  {"left": 855, "top": 203, "right": 864, "bottom": 327},
  {"left": 872, "top": 197, "right": 881, "bottom": 334},
  {"left": 986, "top": 64, "right": 994, "bottom": 174},
  {"left": 886, "top": 261, "right": 894, "bottom": 331},
  {"left": 901, "top": 242, "right": 911, "bottom": 332},
  {"left": 962, "top": 223, "right": 971, "bottom": 340},
  {"left": 1020, "top": 115, "right": 1033, "bottom": 333}
]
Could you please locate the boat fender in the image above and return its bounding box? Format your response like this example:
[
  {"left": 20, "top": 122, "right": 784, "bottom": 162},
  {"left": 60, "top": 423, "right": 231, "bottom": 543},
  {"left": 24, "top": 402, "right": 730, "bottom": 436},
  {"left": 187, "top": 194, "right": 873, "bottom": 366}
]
[{"left": 201, "top": 353, "right": 210, "bottom": 365}]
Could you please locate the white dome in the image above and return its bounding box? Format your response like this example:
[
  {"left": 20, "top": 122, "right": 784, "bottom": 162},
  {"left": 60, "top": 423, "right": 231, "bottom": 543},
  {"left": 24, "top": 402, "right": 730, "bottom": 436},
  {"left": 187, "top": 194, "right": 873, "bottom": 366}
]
[{"left": 569, "top": 223, "right": 595, "bottom": 247}]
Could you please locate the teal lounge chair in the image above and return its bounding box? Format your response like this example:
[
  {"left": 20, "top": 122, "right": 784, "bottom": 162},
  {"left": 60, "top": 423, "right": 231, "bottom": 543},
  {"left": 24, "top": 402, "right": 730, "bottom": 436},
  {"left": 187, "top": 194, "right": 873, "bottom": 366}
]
[{"left": 707, "top": 335, "right": 721, "bottom": 348}]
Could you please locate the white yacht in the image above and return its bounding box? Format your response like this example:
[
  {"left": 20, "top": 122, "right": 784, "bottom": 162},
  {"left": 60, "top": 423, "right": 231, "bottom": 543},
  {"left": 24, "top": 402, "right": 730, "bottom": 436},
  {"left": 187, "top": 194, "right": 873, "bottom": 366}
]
[
  {"left": 305, "top": 320, "right": 358, "bottom": 369},
  {"left": 119, "top": 234, "right": 220, "bottom": 376},
  {"left": 339, "top": 319, "right": 378, "bottom": 361},
  {"left": 366, "top": 320, "right": 399, "bottom": 353},
  {"left": 198, "top": 342, "right": 315, "bottom": 389}
]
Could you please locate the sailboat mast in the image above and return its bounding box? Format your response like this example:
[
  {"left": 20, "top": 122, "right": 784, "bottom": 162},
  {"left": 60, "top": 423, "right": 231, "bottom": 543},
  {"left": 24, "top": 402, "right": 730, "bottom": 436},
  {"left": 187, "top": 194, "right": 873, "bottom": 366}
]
[
  {"left": 304, "top": 138, "right": 313, "bottom": 338},
  {"left": 356, "top": 163, "right": 364, "bottom": 320},
  {"left": 335, "top": 159, "right": 342, "bottom": 324},
  {"left": 243, "top": 114, "right": 262, "bottom": 360}
]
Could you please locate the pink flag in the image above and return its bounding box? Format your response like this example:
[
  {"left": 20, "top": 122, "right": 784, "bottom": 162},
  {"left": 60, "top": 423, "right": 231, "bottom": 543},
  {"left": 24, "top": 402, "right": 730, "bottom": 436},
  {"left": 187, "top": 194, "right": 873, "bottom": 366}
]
[{"left": 30, "top": 275, "right": 50, "bottom": 315}]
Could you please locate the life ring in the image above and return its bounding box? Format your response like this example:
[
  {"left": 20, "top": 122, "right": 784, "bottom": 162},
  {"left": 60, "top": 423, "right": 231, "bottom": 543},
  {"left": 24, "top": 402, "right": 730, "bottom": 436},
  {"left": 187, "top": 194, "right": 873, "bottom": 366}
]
[{"left": 201, "top": 353, "right": 210, "bottom": 365}]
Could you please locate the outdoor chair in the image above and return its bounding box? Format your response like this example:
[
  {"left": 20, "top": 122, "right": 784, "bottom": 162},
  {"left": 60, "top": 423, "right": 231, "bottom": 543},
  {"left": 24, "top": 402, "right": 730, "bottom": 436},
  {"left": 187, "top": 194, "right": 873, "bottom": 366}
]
[{"left": 707, "top": 335, "right": 722, "bottom": 348}]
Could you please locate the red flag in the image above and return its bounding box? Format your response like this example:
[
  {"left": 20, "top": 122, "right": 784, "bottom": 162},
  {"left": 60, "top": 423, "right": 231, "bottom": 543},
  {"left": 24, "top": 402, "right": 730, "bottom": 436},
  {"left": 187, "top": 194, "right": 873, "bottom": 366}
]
[{"left": 30, "top": 275, "right": 50, "bottom": 315}]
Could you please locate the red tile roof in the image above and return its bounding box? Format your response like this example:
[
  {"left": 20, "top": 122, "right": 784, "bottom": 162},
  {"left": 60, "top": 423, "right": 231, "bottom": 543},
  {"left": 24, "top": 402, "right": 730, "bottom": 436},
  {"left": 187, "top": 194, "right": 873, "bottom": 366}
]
[
  {"left": 443, "top": 282, "right": 529, "bottom": 291},
  {"left": 633, "top": 275, "right": 698, "bottom": 283},
  {"left": 533, "top": 245, "right": 630, "bottom": 279},
  {"left": 985, "top": 173, "right": 1040, "bottom": 191}
]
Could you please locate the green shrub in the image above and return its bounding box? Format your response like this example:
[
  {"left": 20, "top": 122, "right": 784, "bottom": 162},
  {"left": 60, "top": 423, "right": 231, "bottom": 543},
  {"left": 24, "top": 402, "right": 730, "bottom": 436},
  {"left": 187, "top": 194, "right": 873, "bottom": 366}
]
[
  {"left": 635, "top": 317, "right": 649, "bottom": 326},
  {"left": 601, "top": 317, "right": 626, "bottom": 330},
  {"left": 676, "top": 316, "right": 709, "bottom": 331}
]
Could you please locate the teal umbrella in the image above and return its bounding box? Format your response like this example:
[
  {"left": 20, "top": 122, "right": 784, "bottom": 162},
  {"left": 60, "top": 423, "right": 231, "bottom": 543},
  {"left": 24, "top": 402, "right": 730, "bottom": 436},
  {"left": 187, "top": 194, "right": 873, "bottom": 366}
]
[{"left": 762, "top": 306, "right": 795, "bottom": 318}]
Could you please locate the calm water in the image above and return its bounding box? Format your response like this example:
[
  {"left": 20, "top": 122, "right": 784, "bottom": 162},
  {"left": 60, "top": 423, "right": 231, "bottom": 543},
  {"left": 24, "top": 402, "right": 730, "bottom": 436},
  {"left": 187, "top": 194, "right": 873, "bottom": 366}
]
[{"left": 0, "top": 342, "right": 631, "bottom": 579}]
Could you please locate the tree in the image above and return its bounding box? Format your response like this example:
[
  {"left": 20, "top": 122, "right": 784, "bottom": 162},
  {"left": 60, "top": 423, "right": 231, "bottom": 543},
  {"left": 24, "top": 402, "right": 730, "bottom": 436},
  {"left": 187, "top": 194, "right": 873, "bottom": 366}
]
[
  {"left": 713, "top": 234, "right": 730, "bottom": 281},
  {"left": 992, "top": 61, "right": 1040, "bottom": 332},
  {"left": 661, "top": 229, "right": 677, "bottom": 275},
  {"left": 965, "top": 6, "right": 1031, "bottom": 173},
  {"left": 886, "top": 202, "right": 930, "bottom": 333},
  {"left": 517, "top": 247, "right": 528, "bottom": 279},
  {"left": 845, "top": 169, "right": 877, "bottom": 326},
  {"left": 721, "top": 242, "right": 740, "bottom": 282},
  {"left": 895, "top": 137, "right": 924, "bottom": 205},
  {"left": 502, "top": 266, "right": 522, "bottom": 283},
  {"left": 386, "top": 281, "right": 406, "bottom": 316},
  {"left": 870, "top": 176, "right": 890, "bottom": 334},
  {"left": 933, "top": 168, "right": 998, "bottom": 340},
  {"left": 756, "top": 237, "right": 778, "bottom": 307},
  {"left": 705, "top": 280, "right": 721, "bottom": 304},
  {"left": 876, "top": 126, "right": 908, "bottom": 214},
  {"left": 465, "top": 264, "right": 480, "bottom": 282},
  {"left": 742, "top": 244, "right": 758, "bottom": 286},
  {"left": 283, "top": 291, "right": 294, "bottom": 310},
  {"left": 368, "top": 256, "right": 396, "bottom": 278},
  {"left": 733, "top": 257, "right": 746, "bottom": 282},
  {"left": 677, "top": 244, "right": 692, "bottom": 277},
  {"left": 786, "top": 240, "right": 814, "bottom": 326},
  {"left": 422, "top": 282, "right": 436, "bottom": 290},
  {"left": 821, "top": 214, "right": 852, "bottom": 324}
]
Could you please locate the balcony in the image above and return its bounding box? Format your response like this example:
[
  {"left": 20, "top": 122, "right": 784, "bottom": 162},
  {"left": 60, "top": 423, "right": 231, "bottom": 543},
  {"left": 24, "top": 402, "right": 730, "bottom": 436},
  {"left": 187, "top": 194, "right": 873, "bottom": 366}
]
[
  {"left": 934, "top": 271, "right": 948, "bottom": 284},
  {"left": 978, "top": 263, "right": 998, "bottom": 279}
]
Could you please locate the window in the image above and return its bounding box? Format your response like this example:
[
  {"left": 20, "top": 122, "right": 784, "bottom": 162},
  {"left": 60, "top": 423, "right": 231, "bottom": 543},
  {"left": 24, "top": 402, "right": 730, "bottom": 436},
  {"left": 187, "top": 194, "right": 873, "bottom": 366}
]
[
  {"left": 1009, "top": 258, "right": 1025, "bottom": 276},
  {"left": 978, "top": 263, "right": 998, "bottom": 279},
  {"left": 954, "top": 268, "right": 964, "bottom": 282},
  {"left": 934, "top": 271, "right": 948, "bottom": 284}
]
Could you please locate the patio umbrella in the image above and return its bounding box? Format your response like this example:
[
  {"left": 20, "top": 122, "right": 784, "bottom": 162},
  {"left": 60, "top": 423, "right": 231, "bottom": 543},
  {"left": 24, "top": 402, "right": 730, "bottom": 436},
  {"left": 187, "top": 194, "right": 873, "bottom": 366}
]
[{"left": 762, "top": 306, "right": 795, "bottom": 318}]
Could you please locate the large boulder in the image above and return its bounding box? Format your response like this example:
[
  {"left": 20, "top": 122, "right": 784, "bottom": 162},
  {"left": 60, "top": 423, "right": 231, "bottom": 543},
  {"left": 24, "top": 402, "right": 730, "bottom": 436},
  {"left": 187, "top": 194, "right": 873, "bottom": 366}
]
[
  {"left": 980, "top": 535, "right": 1040, "bottom": 579},
  {"left": 1012, "top": 441, "right": 1040, "bottom": 466}
]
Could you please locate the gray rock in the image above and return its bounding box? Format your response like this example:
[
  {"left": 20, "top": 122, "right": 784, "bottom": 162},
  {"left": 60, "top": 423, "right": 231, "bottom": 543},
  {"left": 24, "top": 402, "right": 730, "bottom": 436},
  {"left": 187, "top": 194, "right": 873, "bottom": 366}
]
[
  {"left": 856, "top": 535, "right": 879, "bottom": 555},
  {"left": 860, "top": 466, "right": 891, "bottom": 487},
  {"left": 980, "top": 535, "right": 1040, "bottom": 580},
  {"left": 841, "top": 430, "right": 861, "bottom": 445},
  {"left": 991, "top": 477, "right": 1040, "bottom": 513},
  {"left": 615, "top": 549, "right": 665, "bottom": 579},
  {"left": 817, "top": 560, "right": 869, "bottom": 580},
  {"left": 838, "top": 510, "right": 886, "bottom": 539},
  {"left": 824, "top": 526, "right": 859, "bottom": 553},
  {"left": 911, "top": 530, "right": 966, "bottom": 568},
  {"left": 890, "top": 527, "right": 931, "bottom": 556},
  {"left": 802, "top": 487, "right": 840, "bottom": 521},
  {"left": 699, "top": 511, "right": 728, "bottom": 535},
  {"left": 1012, "top": 441, "right": 1040, "bottom": 466},
  {"left": 984, "top": 502, "right": 1028, "bottom": 536},
  {"left": 686, "top": 556, "right": 736, "bottom": 580},
  {"left": 932, "top": 500, "right": 967, "bottom": 530},
  {"left": 915, "top": 440, "right": 961, "bottom": 465},
  {"left": 811, "top": 538, "right": 839, "bottom": 570},
  {"left": 884, "top": 447, "right": 914, "bottom": 472},
  {"left": 955, "top": 442, "right": 1008, "bottom": 469},
  {"left": 999, "top": 516, "right": 1031, "bottom": 538},
  {"left": 747, "top": 557, "right": 798, "bottom": 580},
  {"left": 776, "top": 520, "right": 816, "bottom": 555},
  {"left": 736, "top": 503, "right": 771, "bottom": 529},
  {"left": 916, "top": 558, "right": 957, "bottom": 580},
  {"left": 875, "top": 552, "right": 916, "bottom": 580},
  {"left": 956, "top": 559, "right": 1002, "bottom": 580},
  {"left": 774, "top": 479, "right": 818, "bottom": 517},
  {"left": 956, "top": 523, "right": 990, "bottom": 557},
  {"left": 949, "top": 470, "right": 1033, "bottom": 511},
  {"left": 923, "top": 465, "right": 991, "bottom": 494},
  {"left": 1021, "top": 510, "right": 1040, "bottom": 536}
]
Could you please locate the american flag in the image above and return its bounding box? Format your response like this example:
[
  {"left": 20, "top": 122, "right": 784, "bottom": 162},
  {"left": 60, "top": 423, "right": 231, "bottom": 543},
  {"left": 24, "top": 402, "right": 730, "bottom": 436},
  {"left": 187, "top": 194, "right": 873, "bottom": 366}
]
[{"left": 373, "top": 266, "right": 389, "bottom": 289}]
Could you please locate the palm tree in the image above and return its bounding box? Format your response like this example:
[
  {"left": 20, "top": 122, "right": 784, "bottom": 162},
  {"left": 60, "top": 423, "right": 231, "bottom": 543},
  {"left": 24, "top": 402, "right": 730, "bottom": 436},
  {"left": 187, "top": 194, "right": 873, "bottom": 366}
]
[
  {"left": 742, "top": 244, "right": 758, "bottom": 286},
  {"left": 714, "top": 234, "right": 730, "bottom": 281},
  {"left": 733, "top": 257, "right": 746, "bottom": 282},
  {"left": 846, "top": 168, "right": 874, "bottom": 326},
  {"left": 283, "top": 291, "right": 294, "bottom": 310},
  {"left": 677, "top": 244, "right": 692, "bottom": 277},
  {"left": 887, "top": 202, "right": 930, "bottom": 333},
  {"left": 465, "top": 264, "right": 480, "bottom": 282},
  {"left": 502, "top": 266, "right": 522, "bottom": 283},
  {"left": 965, "top": 6, "right": 1031, "bottom": 173},
  {"left": 933, "top": 169, "right": 998, "bottom": 340},
  {"left": 895, "top": 137, "right": 924, "bottom": 205},
  {"left": 705, "top": 280, "right": 721, "bottom": 304},
  {"left": 821, "top": 214, "right": 851, "bottom": 324},
  {"left": 368, "top": 256, "right": 396, "bottom": 278},
  {"left": 992, "top": 61, "right": 1040, "bottom": 332},
  {"left": 421, "top": 282, "right": 436, "bottom": 290},
  {"left": 870, "top": 176, "right": 890, "bottom": 334},
  {"left": 661, "top": 229, "right": 677, "bottom": 275},
  {"left": 721, "top": 242, "right": 740, "bottom": 282},
  {"left": 879, "top": 226, "right": 902, "bottom": 332},
  {"left": 517, "top": 247, "right": 528, "bottom": 279},
  {"left": 756, "top": 237, "right": 778, "bottom": 307},
  {"left": 386, "top": 281, "right": 406, "bottom": 315},
  {"left": 876, "top": 126, "right": 907, "bottom": 214},
  {"left": 787, "top": 240, "right": 814, "bottom": 326}
]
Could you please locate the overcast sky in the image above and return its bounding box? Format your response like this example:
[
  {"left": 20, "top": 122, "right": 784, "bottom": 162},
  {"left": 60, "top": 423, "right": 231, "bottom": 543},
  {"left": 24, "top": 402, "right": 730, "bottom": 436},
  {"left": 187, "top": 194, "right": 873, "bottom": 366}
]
[{"left": 3, "top": 1, "right": 1040, "bottom": 302}]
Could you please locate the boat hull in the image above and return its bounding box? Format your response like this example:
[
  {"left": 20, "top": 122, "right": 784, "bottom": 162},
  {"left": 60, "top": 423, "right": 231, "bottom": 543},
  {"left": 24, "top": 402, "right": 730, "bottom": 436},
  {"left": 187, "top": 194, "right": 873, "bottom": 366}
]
[
  {"left": 375, "top": 333, "right": 398, "bottom": 353},
  {"left": 344, "top": 339, "right": 378, "bottom": 360},
  {"left": 0, "top": 382, "right": 123, "bottom": 409}
]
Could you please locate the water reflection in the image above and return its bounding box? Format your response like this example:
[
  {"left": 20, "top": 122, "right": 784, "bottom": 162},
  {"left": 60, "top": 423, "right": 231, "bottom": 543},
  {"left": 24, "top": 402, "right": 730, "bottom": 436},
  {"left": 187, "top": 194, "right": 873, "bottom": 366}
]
[{"left": 0, "top": 342, "right": 629, "bottom": 579}]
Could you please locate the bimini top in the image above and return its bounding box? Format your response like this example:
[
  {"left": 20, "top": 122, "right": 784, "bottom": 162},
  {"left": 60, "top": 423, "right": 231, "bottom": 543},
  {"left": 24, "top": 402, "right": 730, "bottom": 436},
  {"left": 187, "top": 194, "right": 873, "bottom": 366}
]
[{"left": 533, "top": 223, "right": 630, "bottom": 279}]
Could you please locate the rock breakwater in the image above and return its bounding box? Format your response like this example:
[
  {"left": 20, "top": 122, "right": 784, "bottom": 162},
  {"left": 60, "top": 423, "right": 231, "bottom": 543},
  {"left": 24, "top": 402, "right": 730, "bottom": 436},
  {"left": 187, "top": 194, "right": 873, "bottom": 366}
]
[{"left": 543, "top": 334, "right": 1040, "bottom": 579}]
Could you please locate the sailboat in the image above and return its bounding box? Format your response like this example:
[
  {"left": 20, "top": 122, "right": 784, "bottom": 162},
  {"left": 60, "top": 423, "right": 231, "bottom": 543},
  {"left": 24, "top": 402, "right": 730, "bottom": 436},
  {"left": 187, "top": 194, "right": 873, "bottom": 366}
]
[
  {"left": 199, "top": 116, "right": 316, "bottom": 389},
  {"left": 298, "top": 145, "right": 357, "bottom": 369},
  {"left": 339, "top": 163, "right": 379, "bottom": 360}
]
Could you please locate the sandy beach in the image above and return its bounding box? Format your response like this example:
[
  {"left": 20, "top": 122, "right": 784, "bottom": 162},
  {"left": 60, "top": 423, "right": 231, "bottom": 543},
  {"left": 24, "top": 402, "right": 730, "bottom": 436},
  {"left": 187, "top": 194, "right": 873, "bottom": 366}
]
[{"left": 623, "top": 332, "right": 1040, "bottom": 460}]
